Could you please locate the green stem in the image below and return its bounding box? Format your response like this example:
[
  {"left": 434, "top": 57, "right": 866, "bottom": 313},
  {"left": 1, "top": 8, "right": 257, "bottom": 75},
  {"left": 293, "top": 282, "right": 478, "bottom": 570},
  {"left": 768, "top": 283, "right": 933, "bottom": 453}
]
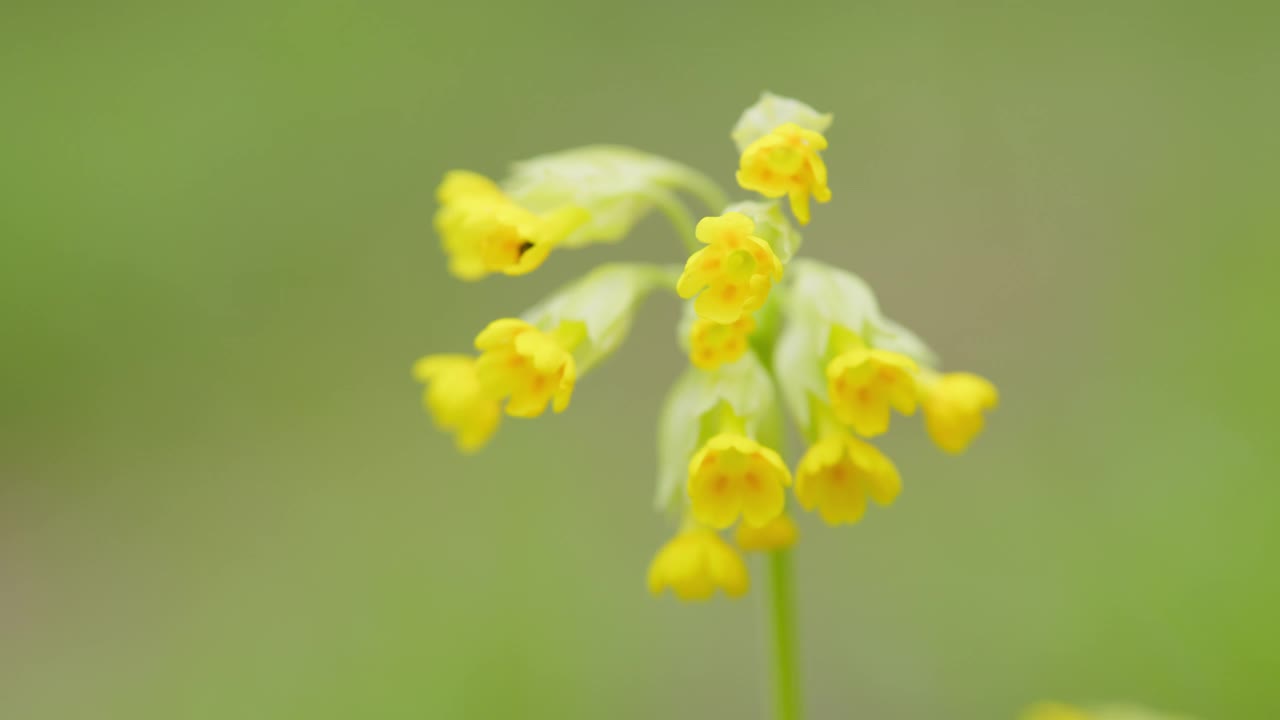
[
  {"left": 675, "top": 167, "right": 731, "bottom": 213},
  {"left": 768, "top": 549, "right": 802, "bottom": 720},
  {"left": 652, "top": 190, "right": 701, "bottom": 254}
]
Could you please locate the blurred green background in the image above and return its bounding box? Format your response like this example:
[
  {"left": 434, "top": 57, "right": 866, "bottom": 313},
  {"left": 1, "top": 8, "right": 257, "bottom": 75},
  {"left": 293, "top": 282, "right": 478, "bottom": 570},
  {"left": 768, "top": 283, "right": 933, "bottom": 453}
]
[{"left": 3, "top": 1, "right": 1277, "bottom": 718}]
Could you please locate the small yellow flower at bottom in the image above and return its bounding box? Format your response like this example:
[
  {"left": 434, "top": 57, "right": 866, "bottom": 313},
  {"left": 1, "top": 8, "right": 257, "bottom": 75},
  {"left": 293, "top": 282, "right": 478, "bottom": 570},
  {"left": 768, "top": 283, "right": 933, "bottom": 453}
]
[
  {"left": 827, "top": 342, "right": 920, "bottom": 437},
  {"left": 736, "top": 123, "right": 831, "bottom": 225},
  {"left": 647, "top": 528, "right": 749, "bottom": 601},
  {"left": 412, "top": 354, "right": 501, "bottom": 452},
  {"left": 435, "top": 170, "right": 588, "bottom": 281},
  {"left": 677, "top": 212, "right": 783, "bottom": 324},
  {"left": 689, "top": 315, "right": 756, "bottom": 370},
  {"left": 474, "top": 318, "right": 583, "bottom": 418},
  {"left": 921, "top": 371, "right": 999, "bottom": 453},
  {"left": 687, "top": 433, "right": 792, "bottom": 529},
  {"left": 795, "top": 432, "right": 901, "bottom": 526},
  {"left": 735, "top": 514, "right": 798, "bottom": 552}
]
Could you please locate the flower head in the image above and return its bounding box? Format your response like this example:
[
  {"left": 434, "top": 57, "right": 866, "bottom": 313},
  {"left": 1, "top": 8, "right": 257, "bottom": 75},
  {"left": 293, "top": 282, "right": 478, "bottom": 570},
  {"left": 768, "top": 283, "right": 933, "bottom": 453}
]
[
  {"left": 736, "top": 123, "right": 831, "bottom": 225},
  {"left": 921, "top": 372, "right": 998, "bottom": 453},
  {"left": 435, "top": 171, "right": 588, "bottom": 280},
  {"left": 677, "top": 212, "right": 783, "bottom": 324},
  {"left": 411, "top": 355, "right": 501, "bottom": 452},
  {"left": 647, "top": 528, "right": 749, "bottom": 600},
  {"left": 687, "top": 432, "right": 791, "bottom": 529},
  {"left": 474, "top": 319, "right": 582, "bottom": 418},
  {"left": 735, "top": 514, "right": 798, "bottom": 551},
  {"left": 827, "top": 341, "right": 920, "bottom": 437},
  {"left": 795, "top": 431, "right": 901, "bottom": 525},
  {"left": 689, "top": 315, "right": 756, "bottom": 370}
]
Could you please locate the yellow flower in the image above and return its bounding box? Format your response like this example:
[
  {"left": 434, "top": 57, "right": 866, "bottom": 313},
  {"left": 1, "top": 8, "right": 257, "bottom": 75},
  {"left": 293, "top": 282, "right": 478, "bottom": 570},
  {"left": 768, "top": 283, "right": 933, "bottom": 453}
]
[
  {"left": 687, "top": 433, "right": 792, "bottom": 529},
  {"left": 921, "top": 371, "right": 999, "bottom": 453},
  {"left": 434, "top": 170, "right": 588, "bottom": 281},
  {"left": 736, "top": 123, "right": 831, "bottom": 225},
  {"left": 689, "top": 315, "right": 756, "bottom": 370},
  {"left": 411, "top": 354, "right": 501, "bottom": 452},
  {"left": 677, "top": 212, "right": 783, "bottom": 324},
  {"left": 827, "top": 339, "right": 920, "bottom": 437},
  {"left": 735, "top": 514, "right": 798, "bottom": 551},
  {"left": 795, "top": 431, "right": 901, "bottom": 526},
  {"left": 474, "top": 318, "right": 582, "bottom": 418},
  {"left": 647, "top": 528, "right": 749, "bottom": 600}
]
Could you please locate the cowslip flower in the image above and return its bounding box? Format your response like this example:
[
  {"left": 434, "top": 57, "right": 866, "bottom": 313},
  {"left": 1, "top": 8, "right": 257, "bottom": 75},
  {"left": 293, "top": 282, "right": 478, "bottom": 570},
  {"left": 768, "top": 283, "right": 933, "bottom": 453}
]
[
  {"left": 736, "top": 123, "right": 831, "bottom": 225},
  {"left": 474, "top": 318, "right": 582, "bottom": 418},
  {"left": 677, "top": 212, "right": 783, "bottom": 324},
  {"left": 411, "top": 354, "right": 501, "bottom": 452},
  {"left": 795, "top": 425, "right": 902, "bottom": 526},
  {"left": 687, "top": 415, "right": 792, "bottom": 529},
  {"left": 826, "top": 330, "right": 920, "bottom": 437},
  {"left": 735, "top": 514, "right": 798, "bottom": 551},
  {"left": 434, "top": 170, "right": 588, "bottom": 281},
  {"left": 920, "top": 371, "right": 1000, "bottom": 453},
  {"left": 689, "top": 315, "right": 756, "bottom": 370},
  {"left": 647, "top": 527, "right": 749, "bottom": 600}
]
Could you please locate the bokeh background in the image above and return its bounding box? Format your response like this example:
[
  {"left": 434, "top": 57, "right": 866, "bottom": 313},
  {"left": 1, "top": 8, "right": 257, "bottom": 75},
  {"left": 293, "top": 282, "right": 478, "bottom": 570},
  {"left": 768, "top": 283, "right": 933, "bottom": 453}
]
[{"left": 4, "top": 2, "right": 1278, "bottom": 718}]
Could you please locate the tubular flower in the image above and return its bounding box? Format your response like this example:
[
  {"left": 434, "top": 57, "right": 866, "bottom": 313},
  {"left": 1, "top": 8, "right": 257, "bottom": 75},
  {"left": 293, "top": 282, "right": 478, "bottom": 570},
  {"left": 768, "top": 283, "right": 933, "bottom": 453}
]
[
  {"left": 921, "top": 371, "right": 999, "bottom": 453},
  {"left": 689, "top": 315, "right": 756, "bottom": 370},
  {"left": 736, "top": 123, "right": 831, "bottom": 225},
  {"left": 827, "top": 338, "right": 920, "bottom": 437},
  {"left": 735, "top": 514, "right": 798, "bottom": 551},
  {"left": 411, "top": 355, "right": 501, "bottom": 453},
  {"left": 474, "top": 319, "right": 583, "bottom": 418},
  {"left": 795, "top": 431, "right": 901, "bottom": 526},
  {"left": 647, "top": 527, "right": 749, "bottom": 601},
  {"left": 677, "top": 212, "right": 783, "bottom": 324},
  {"left": 435, "top": 170, "right": 588, "bottom": 281},
  {"left": 687, "top": 433, "right": 792, "bottom": 529}
]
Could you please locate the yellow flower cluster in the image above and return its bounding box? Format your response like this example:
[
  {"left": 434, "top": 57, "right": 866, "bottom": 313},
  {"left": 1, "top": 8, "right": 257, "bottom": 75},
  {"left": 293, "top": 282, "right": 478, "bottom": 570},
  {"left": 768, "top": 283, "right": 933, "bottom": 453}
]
[{"left": 414, "top": 92, "right": 998, "bottom": 606}]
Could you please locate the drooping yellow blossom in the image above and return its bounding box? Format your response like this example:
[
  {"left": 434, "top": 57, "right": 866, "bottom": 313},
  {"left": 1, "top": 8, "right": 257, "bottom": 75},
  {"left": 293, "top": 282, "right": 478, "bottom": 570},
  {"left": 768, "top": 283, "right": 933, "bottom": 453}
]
[
  {"left": 435, "top": 170, "right": 589, "bottom": 281},
  {"left": 921, "top": 371, "right": 999, "bottom": 453},
  {"left": 687, "top": 432, "right": 792, "bottom": 529},
  {"left": 795, "top": 431, "right": 901, "bottom": 526},
  {"left": 677, "top": 212, "right": 784, "bottom": 324},
  {"left": 736, "top": 123, "right": 831, "bottom": 225},
  {"left": 689, "top": 315, "right": 756, "bottom": 370},
  {"left": 735, "top": 514, "right": 798, "bottom": 551},
  {"left": 826, "top": 332, "right": 920, "bottom": 437},
  {"left": 474, "top": 318, "right": 583, "bottom": 418},
  {"left": 411, "top": 354, "right": 501, "bottom": 452},
  {"left": 647, "top": 527, "right": 749, "bottom": 600}
]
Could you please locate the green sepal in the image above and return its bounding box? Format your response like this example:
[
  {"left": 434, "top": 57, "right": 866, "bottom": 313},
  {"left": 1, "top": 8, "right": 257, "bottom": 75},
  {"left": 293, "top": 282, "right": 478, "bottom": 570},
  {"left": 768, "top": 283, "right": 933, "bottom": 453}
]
[
  {"left": 731, "top": 92, "right": 834, "bottom": 153},
  {"left": 522, "top": 263, "right": 676, "bottom": 374},
  {"left": 503, "top": 146, "right": 726, "bottom": 248},
  {"left": 654, "top": 352, "right": 780, "bottom": 514},
  {"left": 723, "top": 199, "right": 802, "bottom": 263}
]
